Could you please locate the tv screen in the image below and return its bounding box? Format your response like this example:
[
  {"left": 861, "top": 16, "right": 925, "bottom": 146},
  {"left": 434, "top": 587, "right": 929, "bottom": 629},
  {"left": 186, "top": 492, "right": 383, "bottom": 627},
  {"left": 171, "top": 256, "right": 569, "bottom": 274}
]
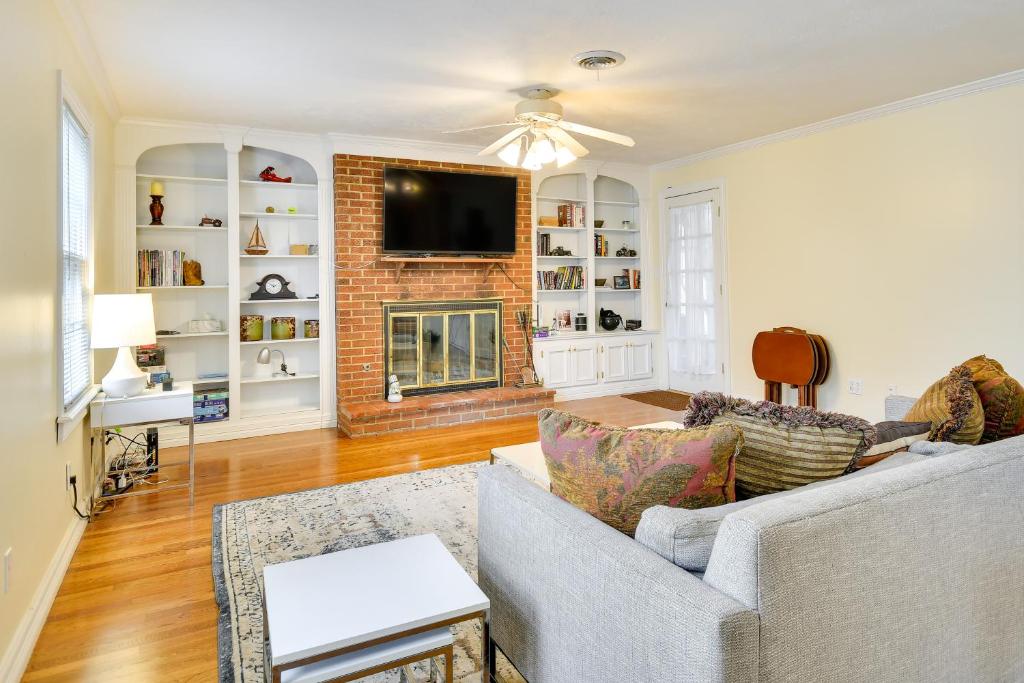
[{"left": 383, "top": 167, "right": 517, "bottom": 255}]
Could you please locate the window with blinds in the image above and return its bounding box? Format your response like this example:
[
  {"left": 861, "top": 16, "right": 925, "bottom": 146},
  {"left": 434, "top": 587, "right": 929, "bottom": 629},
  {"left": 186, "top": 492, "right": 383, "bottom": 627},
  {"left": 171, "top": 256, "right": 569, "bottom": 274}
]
[{"left": 61, "top": 103, "right": 92, "bottom": 410}]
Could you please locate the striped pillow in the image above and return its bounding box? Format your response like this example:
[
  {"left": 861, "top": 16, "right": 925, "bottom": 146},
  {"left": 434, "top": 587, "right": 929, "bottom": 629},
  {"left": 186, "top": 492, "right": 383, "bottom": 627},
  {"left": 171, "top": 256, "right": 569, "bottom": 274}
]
[
  {"left": 906, "top": 364, "right": 984, "bottom": 444},
  {"left": 684, "top": 393, "right": 876, "bottom": 499}
]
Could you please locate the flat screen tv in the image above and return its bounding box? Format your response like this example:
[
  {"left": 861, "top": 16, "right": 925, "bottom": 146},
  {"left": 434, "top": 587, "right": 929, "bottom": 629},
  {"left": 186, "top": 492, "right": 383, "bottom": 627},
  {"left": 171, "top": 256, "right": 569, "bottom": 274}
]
[{"left": 383, "top": 167, "right": 517, "bottom": 255}]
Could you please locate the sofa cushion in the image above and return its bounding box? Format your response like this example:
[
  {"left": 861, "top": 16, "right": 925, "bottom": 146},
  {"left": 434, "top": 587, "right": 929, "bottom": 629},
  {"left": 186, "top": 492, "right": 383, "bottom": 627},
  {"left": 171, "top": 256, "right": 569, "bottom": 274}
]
[
  {"left": 854, "top": 420, "right": 931, "bottom": 468},
  {"left": 635, "top": 451, "right": 928, "bottom": 572},
  {"left": 962, "top": 355, "right": 1024, "bottom": 443},
  {"left": 906, "top": 364, "right": 984, "bottom": 444},
  {"left": 537, "top": 409, "right": 741, "bottom": 536},
  {"left": 683, "top": 392, "right": 876, "bottom": 498}
]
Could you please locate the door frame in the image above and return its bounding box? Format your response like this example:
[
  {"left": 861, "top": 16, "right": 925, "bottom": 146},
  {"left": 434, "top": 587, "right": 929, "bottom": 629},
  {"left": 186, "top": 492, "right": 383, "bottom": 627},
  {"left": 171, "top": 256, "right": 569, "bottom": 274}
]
[{"left": 658, "top": 179, "right": 732, "bottom": 395}]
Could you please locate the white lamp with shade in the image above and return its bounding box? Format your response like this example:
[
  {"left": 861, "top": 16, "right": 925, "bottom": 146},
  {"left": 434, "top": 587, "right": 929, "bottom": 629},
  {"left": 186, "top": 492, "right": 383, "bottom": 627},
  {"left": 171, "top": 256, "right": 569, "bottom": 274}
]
[{"left": 91, "top": 293, "right": 157, "bottom": 397}]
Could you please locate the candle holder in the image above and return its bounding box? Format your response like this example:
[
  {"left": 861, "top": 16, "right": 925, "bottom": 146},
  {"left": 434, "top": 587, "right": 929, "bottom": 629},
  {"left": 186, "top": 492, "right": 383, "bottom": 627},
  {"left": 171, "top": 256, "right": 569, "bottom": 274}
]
[{"left": 148, "top": 195, "right": 164, "bottom": 225}]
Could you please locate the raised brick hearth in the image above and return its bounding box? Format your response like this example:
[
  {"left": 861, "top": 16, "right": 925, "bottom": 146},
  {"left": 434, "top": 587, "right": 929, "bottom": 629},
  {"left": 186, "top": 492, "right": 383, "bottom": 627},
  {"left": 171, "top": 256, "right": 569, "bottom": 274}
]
[
  {"left": 334, "top": 154, "right": 552, "bottom": 436},
  {"left": 338, "top": 386, "right": 555, "bottom": 437}
]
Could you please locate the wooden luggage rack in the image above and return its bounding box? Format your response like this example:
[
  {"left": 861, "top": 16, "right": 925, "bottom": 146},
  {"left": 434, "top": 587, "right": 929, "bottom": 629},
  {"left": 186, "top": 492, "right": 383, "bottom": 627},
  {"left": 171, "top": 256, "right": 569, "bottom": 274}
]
[{"left": 752, "top": 326, "right": 830, "bottom": 408}]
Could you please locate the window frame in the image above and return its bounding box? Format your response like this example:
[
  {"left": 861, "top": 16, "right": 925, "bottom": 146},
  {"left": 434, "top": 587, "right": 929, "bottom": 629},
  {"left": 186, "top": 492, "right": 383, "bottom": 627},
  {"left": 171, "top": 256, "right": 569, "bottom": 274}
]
[{"left": 56, "top": 72, "right": 98, "bottom": 441}]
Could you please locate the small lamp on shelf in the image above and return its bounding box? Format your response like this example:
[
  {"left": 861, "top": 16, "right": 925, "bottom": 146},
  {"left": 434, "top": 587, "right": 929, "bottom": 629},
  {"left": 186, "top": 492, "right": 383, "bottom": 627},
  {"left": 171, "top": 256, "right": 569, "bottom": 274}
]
[
  {"left": 256, "top": 347, "right": 294, "bottom": 377},
  {"left": 91, "top": 294, "right": 157, "bottom": 397}
]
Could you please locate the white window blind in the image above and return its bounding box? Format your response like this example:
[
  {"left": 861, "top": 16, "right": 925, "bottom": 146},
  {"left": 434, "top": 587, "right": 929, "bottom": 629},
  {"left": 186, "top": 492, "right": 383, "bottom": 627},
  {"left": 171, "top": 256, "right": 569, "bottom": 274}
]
[{"left": 61, "top": 103, "right": 92, "bottom": 410}]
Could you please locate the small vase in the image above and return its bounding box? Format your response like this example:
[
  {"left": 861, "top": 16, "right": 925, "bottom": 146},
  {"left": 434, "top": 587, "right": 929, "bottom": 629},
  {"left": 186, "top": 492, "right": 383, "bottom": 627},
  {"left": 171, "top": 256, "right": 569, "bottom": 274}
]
[
  {"left": 240, "top": 315, "right": 264, "bottom": 342},
  {"left": 149, "top": 195, "right": 164, "bottom": 226},
  {"left": 271, "top": 317, "right": 296, "bottom": 340}
]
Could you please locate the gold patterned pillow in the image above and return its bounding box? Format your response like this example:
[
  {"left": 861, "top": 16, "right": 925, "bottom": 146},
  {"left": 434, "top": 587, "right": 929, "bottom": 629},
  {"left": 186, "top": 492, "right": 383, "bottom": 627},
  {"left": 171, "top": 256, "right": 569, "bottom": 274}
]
[
  {"left": 962, "top": 355, "right": 1024, "bottom": 443},
  {"left": 906, "top": 364, "right": 984, "bottom": 444}
]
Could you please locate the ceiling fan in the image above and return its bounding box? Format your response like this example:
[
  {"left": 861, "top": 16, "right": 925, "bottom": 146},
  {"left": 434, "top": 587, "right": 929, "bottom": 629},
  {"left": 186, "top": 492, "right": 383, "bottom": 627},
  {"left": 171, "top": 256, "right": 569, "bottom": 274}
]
[{"left": 445, "top": 89, "right": 635, "bottom": 170}]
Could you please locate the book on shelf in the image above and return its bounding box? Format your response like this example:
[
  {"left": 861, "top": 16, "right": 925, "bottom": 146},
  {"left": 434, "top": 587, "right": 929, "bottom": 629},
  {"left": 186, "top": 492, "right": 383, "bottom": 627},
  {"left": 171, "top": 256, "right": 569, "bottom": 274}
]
[
  {"left": 622, "top": 268, "right": 641, "bottom": 289},
  {"left": 537, "top": 233, "right": 551, "bottom": 256},
  {"left": 137, "top": 249, "right": 187, "bottom": 287},
  {"left": 537, "top": 265, "right": 585, "bottom": 290},
  {"left": 594, "top": 234, "right": 610, "bottom": 257},
  {"left": 556, "top": 203, "right": 584, "bottom": 227}
]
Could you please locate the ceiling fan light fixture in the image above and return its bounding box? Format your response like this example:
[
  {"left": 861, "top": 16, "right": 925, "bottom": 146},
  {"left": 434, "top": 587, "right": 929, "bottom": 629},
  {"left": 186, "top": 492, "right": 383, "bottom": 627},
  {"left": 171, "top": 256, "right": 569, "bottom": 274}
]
[
  {"left": 555, "top": 143, "right": 577, "bottom": 168},
  {"left": 497, "top": 136, "right": 525, "bottom": 166},
  {"left": 531, "top": 135, "right": 557, "bottom": 164}
]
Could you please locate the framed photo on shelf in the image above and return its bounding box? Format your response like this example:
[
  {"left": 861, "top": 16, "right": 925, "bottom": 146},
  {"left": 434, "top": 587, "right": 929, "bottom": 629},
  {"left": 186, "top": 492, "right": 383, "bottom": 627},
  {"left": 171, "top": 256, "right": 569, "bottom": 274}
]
[
  {"left": 556, "top": 309, "right": 572, "bottom": 329},
  {"left": 613, "top": 275, "right": 631, "bottom": 290},
  {"left": 594, "top": 277, "right": 608, "bottom": 288}
]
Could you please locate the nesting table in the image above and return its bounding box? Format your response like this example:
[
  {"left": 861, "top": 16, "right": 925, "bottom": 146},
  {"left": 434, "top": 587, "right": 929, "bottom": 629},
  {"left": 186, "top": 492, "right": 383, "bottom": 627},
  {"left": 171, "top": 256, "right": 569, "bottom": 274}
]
[{"left": 262, "top": 534, "right": 490, "bottom": 683}]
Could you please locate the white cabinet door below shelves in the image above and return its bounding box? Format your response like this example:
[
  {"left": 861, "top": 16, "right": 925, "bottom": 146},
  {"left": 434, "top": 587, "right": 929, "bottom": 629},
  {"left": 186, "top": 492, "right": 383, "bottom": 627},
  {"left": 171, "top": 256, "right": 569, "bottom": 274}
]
[
  {"left": 571, "top": 344, "right": 599, "bottom": 386},
  {"left": 540, "top": 342, "right": 573, "bottom": 388},
  {"left": 629, "top": 339, "right": 654, "bottom": 380},
  {"left": 602, "top": 340, "right": 630, "bottom": 383}
]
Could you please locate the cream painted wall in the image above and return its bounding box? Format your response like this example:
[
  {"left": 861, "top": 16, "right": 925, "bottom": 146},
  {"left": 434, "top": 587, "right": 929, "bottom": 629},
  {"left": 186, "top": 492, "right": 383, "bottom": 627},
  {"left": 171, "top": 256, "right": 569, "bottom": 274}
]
[
  {"left": 0, "top": 1, "right": 115, "bottom": 674},
  {"left": 651, "top": 83, "right": 1024, "bottom": 421}
]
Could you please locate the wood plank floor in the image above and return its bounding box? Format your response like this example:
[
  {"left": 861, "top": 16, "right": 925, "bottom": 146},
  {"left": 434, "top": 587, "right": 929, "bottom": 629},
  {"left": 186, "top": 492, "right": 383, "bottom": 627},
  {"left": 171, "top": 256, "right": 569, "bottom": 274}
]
[{"left": 23, "top": 396, "right": 682, "bottom": 682}]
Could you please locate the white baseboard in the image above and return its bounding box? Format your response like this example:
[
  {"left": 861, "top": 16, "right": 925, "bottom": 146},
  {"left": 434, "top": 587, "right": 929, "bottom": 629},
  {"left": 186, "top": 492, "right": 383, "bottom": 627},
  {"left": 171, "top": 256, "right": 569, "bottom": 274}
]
[
  {"left": 551, "top": 379, "right": 663, "bottom": 401},
  {"left": 0, "top": 516, "right": 87, "bottom": 683}
]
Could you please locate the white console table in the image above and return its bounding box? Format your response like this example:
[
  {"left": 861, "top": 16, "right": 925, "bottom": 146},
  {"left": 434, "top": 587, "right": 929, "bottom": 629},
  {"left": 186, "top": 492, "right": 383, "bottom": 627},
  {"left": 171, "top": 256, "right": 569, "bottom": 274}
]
[{"left": 89, "top": 381, "right": 195, "bottom": 514}]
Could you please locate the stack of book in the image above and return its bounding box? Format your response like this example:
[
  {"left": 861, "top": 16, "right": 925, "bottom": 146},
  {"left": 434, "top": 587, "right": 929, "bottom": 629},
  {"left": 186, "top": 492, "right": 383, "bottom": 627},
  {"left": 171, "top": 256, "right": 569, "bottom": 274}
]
[
  {"left": 557, "top": 203, "right": 585, "bottom": 227},
  {"left": 537, "top": 265, "right": 585, "bottom": 290},
  {"left": 594, "top": 234, "right": 610, "bottom": 256},
  {"left": 194, "top": 384, "right": 229, "bottom": 423},
  {"left": 537, "top": 233, "right": 552, "bottom": 256},
  {"left": 136, "top": 345, "right": 169, "bottom": 383},
  {"left": 137, "top": 249, "right": 187, "bottom": 287},
  {"left": 623, "top": 268, "right": 641, "bottom": 289}
]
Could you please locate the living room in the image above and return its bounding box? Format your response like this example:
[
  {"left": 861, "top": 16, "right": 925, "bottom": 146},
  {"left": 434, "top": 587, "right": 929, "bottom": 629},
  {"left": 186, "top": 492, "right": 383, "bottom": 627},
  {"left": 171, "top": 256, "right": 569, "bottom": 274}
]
[{"left": 3, "top": 2, "right": 1024, "bottom": 681}]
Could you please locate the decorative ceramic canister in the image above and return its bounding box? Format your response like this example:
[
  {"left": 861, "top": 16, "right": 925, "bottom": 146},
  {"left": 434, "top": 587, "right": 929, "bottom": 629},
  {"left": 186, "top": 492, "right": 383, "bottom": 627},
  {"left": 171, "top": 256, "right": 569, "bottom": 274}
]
[
  {"left": 304, "top": 319, "right": 320, "bottom": 339},
  {"left": 240, "top": 314, "right": 264, "bottom": 342},
  {"left": 271, "top": 316, "right": 296, "bottom": 340}
]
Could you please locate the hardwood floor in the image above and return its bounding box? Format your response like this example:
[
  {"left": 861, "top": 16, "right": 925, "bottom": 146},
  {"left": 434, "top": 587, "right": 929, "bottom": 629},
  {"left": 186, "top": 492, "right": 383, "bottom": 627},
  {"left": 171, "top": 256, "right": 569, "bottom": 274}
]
[{"left": 22, "top": 396, "right": 682, "bottom": 682}]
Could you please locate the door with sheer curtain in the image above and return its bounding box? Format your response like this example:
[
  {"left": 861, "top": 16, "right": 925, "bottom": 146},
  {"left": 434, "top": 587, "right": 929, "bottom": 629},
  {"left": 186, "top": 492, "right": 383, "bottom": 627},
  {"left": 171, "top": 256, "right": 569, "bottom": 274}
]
[{"left": 663, "top": 189, "right": 728, "bottom": 393}]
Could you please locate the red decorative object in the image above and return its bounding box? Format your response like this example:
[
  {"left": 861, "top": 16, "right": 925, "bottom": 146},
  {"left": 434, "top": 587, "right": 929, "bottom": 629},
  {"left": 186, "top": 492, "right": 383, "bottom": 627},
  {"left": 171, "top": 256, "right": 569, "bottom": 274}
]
[
  {"left": 148, "top": 195, "right": 164, "bottom": 225},
  {"left": 259, "top": 166, "right": 292, "bottom": 183}
]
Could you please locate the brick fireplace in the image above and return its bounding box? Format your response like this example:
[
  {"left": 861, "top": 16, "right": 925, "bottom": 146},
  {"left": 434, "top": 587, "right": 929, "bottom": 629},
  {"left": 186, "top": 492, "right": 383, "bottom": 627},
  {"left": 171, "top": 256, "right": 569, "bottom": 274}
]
[{"left": 334, "top": 154, "right": 554, "bottom": 436}]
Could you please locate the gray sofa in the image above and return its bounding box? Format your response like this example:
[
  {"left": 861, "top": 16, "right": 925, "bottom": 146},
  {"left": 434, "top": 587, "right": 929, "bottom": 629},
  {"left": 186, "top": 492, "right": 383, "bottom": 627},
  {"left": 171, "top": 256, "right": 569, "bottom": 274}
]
[{"left": 478, "top": 398, "right": 1024, "bottom": 682}]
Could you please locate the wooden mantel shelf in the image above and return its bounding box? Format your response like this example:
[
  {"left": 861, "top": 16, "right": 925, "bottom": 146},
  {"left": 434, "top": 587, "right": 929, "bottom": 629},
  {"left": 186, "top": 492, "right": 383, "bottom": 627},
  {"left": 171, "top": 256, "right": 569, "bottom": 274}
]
[{"left": 380, "top": 256, "right": 514, "bottom": 283}]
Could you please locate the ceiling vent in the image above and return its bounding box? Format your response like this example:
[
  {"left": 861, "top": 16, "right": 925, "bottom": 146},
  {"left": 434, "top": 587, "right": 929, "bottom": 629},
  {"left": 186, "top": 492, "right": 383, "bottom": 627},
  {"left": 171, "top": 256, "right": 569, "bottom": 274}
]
[{"left": 573, "top": 50, "right": 625, "bottom": 71}]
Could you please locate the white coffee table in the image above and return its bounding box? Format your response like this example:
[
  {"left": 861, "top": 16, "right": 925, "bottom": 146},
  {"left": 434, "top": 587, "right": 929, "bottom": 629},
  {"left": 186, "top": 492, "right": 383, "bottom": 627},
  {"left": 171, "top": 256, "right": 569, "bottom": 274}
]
[
  {"left": 263, "top": 534, "right": 490, "bottom": 683},
  {"left": 490, "top": 420, "right": 687, "bottom": 489}
]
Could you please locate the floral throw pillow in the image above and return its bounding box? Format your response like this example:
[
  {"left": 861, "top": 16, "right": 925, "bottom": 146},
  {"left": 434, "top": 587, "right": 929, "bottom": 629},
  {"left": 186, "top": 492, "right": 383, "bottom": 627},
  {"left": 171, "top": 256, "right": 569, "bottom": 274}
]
[
  {"left": 962, "top": 355, "right": 1024, "bottom": 443},
  {"left": 537, "top": 409, "right": 741, "bottom": 536}
]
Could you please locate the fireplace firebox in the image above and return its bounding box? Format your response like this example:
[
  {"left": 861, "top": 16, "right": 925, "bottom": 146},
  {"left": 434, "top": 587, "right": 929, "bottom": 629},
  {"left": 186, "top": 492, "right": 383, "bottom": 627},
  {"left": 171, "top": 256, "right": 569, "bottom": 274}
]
[{"left": 382, "top": 299, "right": 503, "bottom": 397}]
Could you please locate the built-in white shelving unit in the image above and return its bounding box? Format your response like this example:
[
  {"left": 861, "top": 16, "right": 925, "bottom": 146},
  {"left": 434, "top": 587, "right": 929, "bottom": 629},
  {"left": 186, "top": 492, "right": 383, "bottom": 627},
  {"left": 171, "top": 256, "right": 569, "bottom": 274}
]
[{"left": 119, "top": 127, "right": 334, "bottom": 445}]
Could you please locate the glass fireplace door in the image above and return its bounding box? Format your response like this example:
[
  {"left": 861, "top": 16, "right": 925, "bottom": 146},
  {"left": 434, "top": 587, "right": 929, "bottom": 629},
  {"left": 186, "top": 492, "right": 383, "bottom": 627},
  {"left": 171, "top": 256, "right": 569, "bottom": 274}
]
[{"left": 473, "top": 312, "right": 497, "bottom": 380}]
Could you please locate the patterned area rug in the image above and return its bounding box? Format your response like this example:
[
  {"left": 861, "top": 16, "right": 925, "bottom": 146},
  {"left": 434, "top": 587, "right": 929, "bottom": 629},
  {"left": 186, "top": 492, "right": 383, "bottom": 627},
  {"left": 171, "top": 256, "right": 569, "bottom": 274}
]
[
  {"left": 212, "top": 463, "right": 523, "bottom": 683},
  {"left": 623, "top": 389, "right": 691, "bottom": 412}
]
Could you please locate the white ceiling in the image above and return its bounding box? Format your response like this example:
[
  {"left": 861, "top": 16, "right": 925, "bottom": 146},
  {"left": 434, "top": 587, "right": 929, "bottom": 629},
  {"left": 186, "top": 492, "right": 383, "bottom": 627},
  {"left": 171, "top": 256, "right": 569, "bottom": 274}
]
[{"left": 77, "top": 0, "right": 1024, "bottom": 164}]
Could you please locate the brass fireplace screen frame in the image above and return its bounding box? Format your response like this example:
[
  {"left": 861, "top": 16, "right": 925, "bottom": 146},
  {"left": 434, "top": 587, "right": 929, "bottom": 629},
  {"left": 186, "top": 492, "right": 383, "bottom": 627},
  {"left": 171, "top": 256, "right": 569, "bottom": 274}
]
[{"left": 382, "top": 299, "right": 503, "bottom": 397}]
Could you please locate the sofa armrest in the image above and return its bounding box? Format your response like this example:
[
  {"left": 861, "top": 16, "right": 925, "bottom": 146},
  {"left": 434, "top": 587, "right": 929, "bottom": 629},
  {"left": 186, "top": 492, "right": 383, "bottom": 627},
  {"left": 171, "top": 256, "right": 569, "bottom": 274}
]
[{"left": 478, "top": 464, "right": 758, "bottom": 683}]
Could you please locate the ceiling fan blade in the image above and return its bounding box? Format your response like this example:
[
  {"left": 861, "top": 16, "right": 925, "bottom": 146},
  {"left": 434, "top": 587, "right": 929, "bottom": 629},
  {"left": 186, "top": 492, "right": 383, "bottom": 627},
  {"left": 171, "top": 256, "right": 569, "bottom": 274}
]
[
  {"left": 442, "top": 122, "right": 519, "bottom": 134},
  {"left": 478, "top": 126, "right": 529, "bottom": 156},
  {"left": 558, "top": 120, "right": 635, "bottom": 147},
  {"left": 544, "top": 126, "right": 589, "bottom": 157}
]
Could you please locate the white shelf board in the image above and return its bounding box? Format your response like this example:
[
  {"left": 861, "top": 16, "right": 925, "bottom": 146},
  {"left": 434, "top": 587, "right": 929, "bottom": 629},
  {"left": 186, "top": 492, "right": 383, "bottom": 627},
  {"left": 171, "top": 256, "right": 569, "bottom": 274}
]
[
  {"left": 137, "top": 173, "right": 226, "bottom": 184},
  {"left": 536, "top": 226, "right": 585, "bottom": 232},
  {"left": 536, "top": 289, "right": 586, "bottom": 294},
  {"left": 240, "top": 337, "right": 320, "bottom": 345},
  {"left": 240, "top": 297, "right": 320, "bottom": 305},
  {"left": 595, "top": 256, "right": 640, "bottom": 260},
  {"left": 240, "top": 179, "right": 317, "bottom": 189},
  {"left": 536, "top": 255, "right": 585, "bottom": 260},
  {"left": 239, "top": 373, "right": 320, "bottom": 385},
  {"left": 156, "top": 331, "right": 229, "bottom": 339},
  {"left": 137, "top": 224, "right": 228, "bottom": 232},
  {"left": 180, "top": 375, "right": 230, "bottom": 385},
  {"left": 137, "top": 285, "right": 229, "bottom": 291},
  {"left": 240, "top": 211, "right": 317, "bottom": 220},
  {"left": 536, "top": 195, "right": 584, "bottom": 203},
  {"left": 594, "top": 227, "right": 639, "bottom": 233},
  {"left": 239, "top": 254, "right": 319, "bottom": 259},
  {"left": 596, "top": 288, "right": 642, "bottom": 293},
  {"left": 240, "top": 405, "right": 320, "bottom": 419},
  {"left": 594, "top": 199, "right": 639, "bottom": 207}
]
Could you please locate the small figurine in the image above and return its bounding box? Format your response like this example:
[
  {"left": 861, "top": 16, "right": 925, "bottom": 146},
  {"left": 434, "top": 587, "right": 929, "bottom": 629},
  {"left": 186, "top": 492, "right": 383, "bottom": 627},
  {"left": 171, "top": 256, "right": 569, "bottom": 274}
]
[
  {"left": 183, "top": 259, "right": 205, "bottom": 286},
  {"left": 387, "top": 374, "right": 403, "bottom": 403},
  {"left": 198, "top": 215, "right": 223, "bottom": 227},
  {"left": 616, "top": 245, "right": 630, "bottom": 257},
  {"left": 259, "top": 166, "right": 293, "bottom": 183},
  {"left": 549, "top": 245, "right": 573, "bottom": 256}
]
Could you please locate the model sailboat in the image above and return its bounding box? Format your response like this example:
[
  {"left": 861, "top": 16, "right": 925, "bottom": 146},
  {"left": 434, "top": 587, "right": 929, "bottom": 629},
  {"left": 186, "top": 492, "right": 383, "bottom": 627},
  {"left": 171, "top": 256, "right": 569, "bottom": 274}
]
[{"left": 245, "top": 221, "right": 268, "bottom": 255}]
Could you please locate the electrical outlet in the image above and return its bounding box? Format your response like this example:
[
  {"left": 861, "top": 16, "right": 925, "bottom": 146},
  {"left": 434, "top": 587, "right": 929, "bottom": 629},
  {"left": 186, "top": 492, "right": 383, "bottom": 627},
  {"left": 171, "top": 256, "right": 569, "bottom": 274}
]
[
  {"left": 66, "top": 462, "right": 72, "bottom": 490},
  {"left": 888, "top": 384, "right": 898, "bottom": 396},
  {"left": 3, "top": 547, "right": 11, "bottom": 594},
  {"left": 848, "top": 378, "right": 864, "bottom": 395},
  {"left": 361, "top": 363, "right": 371, "bottom": 372}
]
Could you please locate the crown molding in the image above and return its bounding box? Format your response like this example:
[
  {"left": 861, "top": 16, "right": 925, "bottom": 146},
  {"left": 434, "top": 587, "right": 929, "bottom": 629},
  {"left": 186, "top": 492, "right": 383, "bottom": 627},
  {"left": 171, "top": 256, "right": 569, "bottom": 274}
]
[
  {"left": 651, "top": 68, "right": 1024, "bottom": 173},
  {"left": 53, "top": 0, "right": 120, "bottom": 120},
  {"left": 328, "top": 132, "right": 496, "bottom": 165}
]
